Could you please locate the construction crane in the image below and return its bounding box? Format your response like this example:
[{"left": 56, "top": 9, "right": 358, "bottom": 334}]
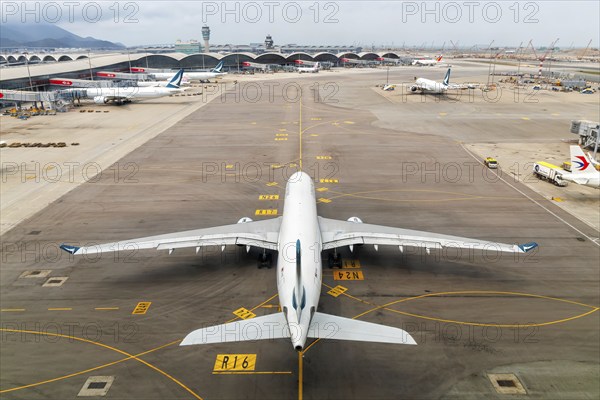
[
  {"left": 449, "top": 40, "right": 460, "bottom": 57},
  {"left": 537, "top": 38, "right": 559, "bottom": 80},
  {"left": 526, "top": 39, "right": 559, "bottom": 81},
  {"left": 578, "top": 39, "right": 593, "bottom": 60},
  {"left": 515, "top": 41, "right": 524, "bottom": 79},
  {"left": 485, "top": 40, "right": 495, "bottom": 86}
]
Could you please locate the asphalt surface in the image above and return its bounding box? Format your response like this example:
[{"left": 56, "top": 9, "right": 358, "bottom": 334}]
[{"left": 1, "top": 68, "right": 599, "bottom": 400}]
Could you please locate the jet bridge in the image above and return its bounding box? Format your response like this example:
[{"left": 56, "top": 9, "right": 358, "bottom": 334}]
[
  {"left": 0, "top": 89, "right": 57, "bottom": 103},
  {"left": 571, "top": 120, "right": 599, "bottom": 153}
]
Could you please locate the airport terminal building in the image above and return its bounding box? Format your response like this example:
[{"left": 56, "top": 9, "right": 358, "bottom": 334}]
[{"left": 0, "top": 50, "right": 402, "bottom": 90}]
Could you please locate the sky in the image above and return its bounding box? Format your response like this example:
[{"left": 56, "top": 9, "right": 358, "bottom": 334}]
[{"left": 2, "top": 1, "right": 599, "bottom": 48}]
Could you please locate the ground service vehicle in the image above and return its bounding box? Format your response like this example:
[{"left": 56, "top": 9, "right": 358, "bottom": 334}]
[
  {"left": 533, "top": 161, "right": 567, "bottom": 186},
  {"left": 485, "top": 157, "right": 498, "bottom": 169}
]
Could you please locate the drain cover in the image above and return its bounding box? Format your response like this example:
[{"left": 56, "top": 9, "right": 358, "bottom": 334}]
[
  {"left": 19, "top": 270, "right": 51, "bottom": 279},
  {"left": 42, "top": 277, "right": 68, "bottom": 287},
  {"left": 87, "top": 382, "right": 107, "bottom": 389},
  {"left": 78, "top": 376, "right": 114, "bottom": 397},
  {"left": 488, "top": 373, "right": 526, "bottom": 394}
]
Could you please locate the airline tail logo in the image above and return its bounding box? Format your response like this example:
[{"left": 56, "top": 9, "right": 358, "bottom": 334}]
[
  {"left": 436, "top": 55, "right": 443, "bottom": 62},
  {"left": 443, "top": 68, "right": 451, "bottom": 86},
  {"left": 571, "top": 145, "right": 592, "bottom": 172},
  {"left": 574, "top": 156, "right": 590, "bottom": 171},
  {"left": 167, "top": 69, "right": 184, "bottom": 88},
  {"left": 212, "top": 61, "right": 224, "bottom": 72}
]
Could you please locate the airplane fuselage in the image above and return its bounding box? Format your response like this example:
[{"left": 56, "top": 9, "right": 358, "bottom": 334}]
[
  {"left": 412, "top": 78, "right": 447, "bottom": 93},
  {"left": 277, "top": 172, "right": 322, "bottom": 350},
  {"left": 412, "top": 60, "right": 440, "bottom": 66}
]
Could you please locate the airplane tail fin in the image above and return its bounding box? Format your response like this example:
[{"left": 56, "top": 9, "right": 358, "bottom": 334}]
[
  {"left": 166, "top": 69, "right": 184, "bottom": 88},
  {"left": 308, "top": 312, "right": 417, "bottom": 345},
  {"left": 437, "top": 55, "right": 443, "bottom": 62},
  {"left": 443, "top": 67, "right": 451, "bottom": 86},
  {"left": 570, "top": 145, "right": 593, "bottom": 173},
  {"left": 212, "top": 61, "right": 224, "bottom": 73},
  {"left": 180, "top": 312, "right": 289, "bottom": 346}
]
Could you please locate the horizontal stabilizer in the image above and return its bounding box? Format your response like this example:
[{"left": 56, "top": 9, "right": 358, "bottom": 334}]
[
  {"left": 308, "top": 312, "right": 417, "bottom": 345},
  {"left": 180, "top": 312, "right": 289, "bottom": 346},
  {"left": 517, "top": 242, "right": 538, "bottom": 253}
]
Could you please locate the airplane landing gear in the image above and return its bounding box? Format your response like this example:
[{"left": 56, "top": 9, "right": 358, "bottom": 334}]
[
  {"left": 257, "top": 252, "right": 273, "bottom": 269},
  {"left": 328, "top": 252, "right": 342, "bottom": 269}
]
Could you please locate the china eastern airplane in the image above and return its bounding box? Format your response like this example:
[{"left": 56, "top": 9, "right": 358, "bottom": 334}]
[
  {"left": 560, "top": 146, "right": 600, "bottom": 188},
  {"left": 412, "top": 55, "right": 443, "bottom": 66},
  {"left": 62, "top": 71, "right": 185, "bottom": 104},
  {"left": 60, "top": 172, "right": 537, "bottom": 351},
  {"left": 150, "top": 62, "right": 225, "bottom": 82}
]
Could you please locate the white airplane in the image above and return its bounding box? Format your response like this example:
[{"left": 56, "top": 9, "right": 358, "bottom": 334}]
[
  {"left": 62, "top": 72, "right": 184, "bottom": 104},
  {"left": 560, "top": 146, "right": 600, "bottom": 188},
  {"left": 151, "top": 62, "right": 225, "bottom": 82},
  {"left": 412, "top": 55, "right": 443, "bottom": 66},
  {"left": 409, "top": 67, "right": 454, "bottom": 94},
  {"left": 297, "top": 62, "right": 321, "bottom": 73},
  {"left": 60, "top": 172, "right": 537, "bottom": 351},
  {"left": 138, "top": 69, "right": 189, "bottom": 88}
]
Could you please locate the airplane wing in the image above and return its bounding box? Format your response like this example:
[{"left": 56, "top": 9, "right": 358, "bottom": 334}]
[
  {"left": 318, "top": 217, "right": 537, "bottom": 253},
  {"left": 308, "top": 312, "right": 416, "bottom": 345},
  {"left": 60, "top": 217, "right": 281, "bottom": 256},
  {"left": 181, "top": 312, "right": 289, "bottom": 345}
]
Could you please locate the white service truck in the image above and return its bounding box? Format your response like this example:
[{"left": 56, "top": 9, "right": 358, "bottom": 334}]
[{"left": 533, "top": 162, "right": 567, "bottom": 186}]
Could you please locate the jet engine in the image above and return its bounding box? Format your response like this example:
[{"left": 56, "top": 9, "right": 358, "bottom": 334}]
[
  {"left": 410, "top": 86, "right": 418, "bottom": 92},
  {"left": 93, "top": 96, "right": 108, "bottom": 104}
]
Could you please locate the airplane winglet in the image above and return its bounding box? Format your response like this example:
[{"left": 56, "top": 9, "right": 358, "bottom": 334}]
[
  {"left": 517, "top": 242, "right": 538, "bottom": 253},
  {"left": 60, "top": 244, "right": 81, "bottom": 255}
]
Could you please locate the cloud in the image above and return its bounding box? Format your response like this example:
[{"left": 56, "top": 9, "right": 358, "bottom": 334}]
[{"left": 2, "top": 1, "right": 598, "bottom": 48}]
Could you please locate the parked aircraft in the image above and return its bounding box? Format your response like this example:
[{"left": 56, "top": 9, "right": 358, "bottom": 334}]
[
  {"left": 62, "top": 71, "right": 184, "bottom": 104},
  {"left": 410, "top": 67, "right": 453, "bottom": 93},
  {"left": 138, "top": 69, "right": 188, "bottom": 87},
  {"left": 61, "top": 172, "right": 537, "bottom": 351},
  {"left": 150, "top": 62, "right": 225, "bottom": 82},
  {"left": 297, "top": 62, "right": 321, "bottom": 73},
  {"left": 412, "top": 55, "right": 443, "bottom": 66},
  {"left": 382, "top": 68, "right": 455, "bottom": 93}
]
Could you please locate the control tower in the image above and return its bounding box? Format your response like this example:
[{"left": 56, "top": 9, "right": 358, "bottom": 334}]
[
  {"left": 202, "top": 25, "right": 210, "bottom": 53},
  {"left": 265, "top": 34, "right": 274, "bottom": 50}
]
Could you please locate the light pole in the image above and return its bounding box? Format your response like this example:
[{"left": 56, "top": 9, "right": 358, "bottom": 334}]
[
  {"left": 25, "top": 58, "right": 33, "bottom": 90},
  {"left": 88, "top": 50, "right": 94, "bottom": 80}
]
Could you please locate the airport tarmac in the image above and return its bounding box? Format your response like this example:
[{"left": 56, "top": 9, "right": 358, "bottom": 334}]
[{"left": 1, "top": 66, "right": 599, "bottom": 399}]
